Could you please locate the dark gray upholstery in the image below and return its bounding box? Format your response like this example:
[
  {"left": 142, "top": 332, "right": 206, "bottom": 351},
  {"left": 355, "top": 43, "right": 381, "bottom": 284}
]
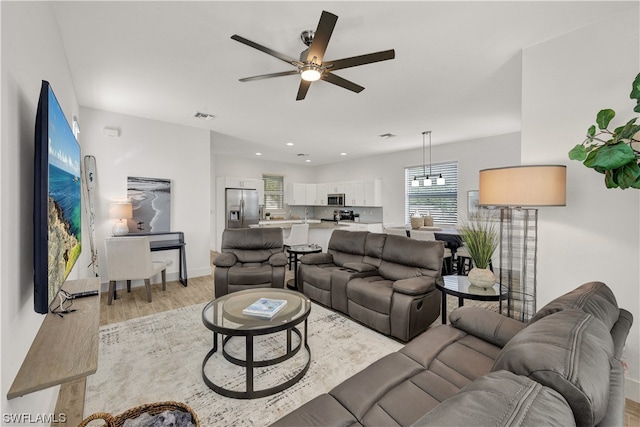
[
  {"left": 213, "top": 228, "right": 287, "bottom": 297},
  {"left": 298, "top": 230, "right": 444, "bottom": 341},
  {"left": 270, "top": 282, "right": 633, "bottom": 427}
]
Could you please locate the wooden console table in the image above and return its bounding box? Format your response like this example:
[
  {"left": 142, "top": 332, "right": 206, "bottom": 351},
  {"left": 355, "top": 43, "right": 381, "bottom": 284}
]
[
  {"left": 119, "top": 231, "right": 188, "bottom": 286},
  {"left": 7, "top": 277, "right": 100, "bottom": 400}
]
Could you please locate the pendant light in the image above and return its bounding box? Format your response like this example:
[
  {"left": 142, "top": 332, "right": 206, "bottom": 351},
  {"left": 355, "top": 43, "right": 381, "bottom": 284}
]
[{"left": 413, "top": 131, "right": 445, "bottom": 186}]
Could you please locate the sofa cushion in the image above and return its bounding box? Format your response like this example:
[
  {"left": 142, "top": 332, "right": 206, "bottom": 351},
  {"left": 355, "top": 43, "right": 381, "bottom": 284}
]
[
  {"left": 413, "top": 370, "right": 576, "bottom": 427},
  {"left": 347, "top": 276, "right": 393, "bottom": 314},
  {"left": 377, "top": 236, "right": 443, "bottom": 281},
  {"left": 492, "top": 309, "right": 614, "bottom": 426},
  {"left": 530, "top": 281, "right": 619, "bottom": 330},
  {"left": 228, "top": 264, "right": 272, "bottom": 285},
  {"left": 362, "top": 232, "right": 386, "bottom": 267},
  {"left": 269, "top": 393, "right": 359, "bottom": 427},
  {"left": 300, "top": 264, "right": 339, "bottom": 291},
  {"left": 328, "top": 230, "right": 368, "bottom": 267},
  {"left": 449, "top": 306, "right": 526, "bottom": 348}
]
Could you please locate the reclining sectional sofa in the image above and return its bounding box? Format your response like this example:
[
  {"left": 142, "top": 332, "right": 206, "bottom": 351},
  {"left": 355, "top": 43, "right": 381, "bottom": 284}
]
[
  {"left": 272, "top": 281, "right": 633, "bottom": 427},
  {"left": 297, "top": 230, "right": 445, "bottom": 342}
]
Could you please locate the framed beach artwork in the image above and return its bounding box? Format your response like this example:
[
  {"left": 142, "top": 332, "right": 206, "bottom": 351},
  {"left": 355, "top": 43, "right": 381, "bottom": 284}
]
[{"left": 127, "top": 176, "right": 171, "bottom": 233}]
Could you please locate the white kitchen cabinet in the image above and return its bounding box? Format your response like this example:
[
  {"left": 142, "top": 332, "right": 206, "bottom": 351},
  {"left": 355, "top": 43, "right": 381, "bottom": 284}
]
[
  {"left": 287, "top": 183, "right": 307, "bottom": 205},
  {"left": 305, "top": 183, "right": 317, "bottom": 205},
  {"left": 316, "top": 183, "right": 329, "bottom": 205},
  {"left": 222, "top": 177, "right": 264, "bottom": 202},
  {"left": 345, "top": 180, "right": 365, "bottom": 206},
  {"left": 363, "top": 179, "right": 382, "bottom": 207},
  {"left": 327, "top": 182, "right": 345, "bottom": 194}
]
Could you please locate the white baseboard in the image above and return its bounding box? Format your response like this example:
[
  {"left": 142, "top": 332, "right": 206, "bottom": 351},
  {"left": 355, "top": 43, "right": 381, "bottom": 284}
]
[{"left": 627, "top": 377, "right": 640, "bottom": 402}]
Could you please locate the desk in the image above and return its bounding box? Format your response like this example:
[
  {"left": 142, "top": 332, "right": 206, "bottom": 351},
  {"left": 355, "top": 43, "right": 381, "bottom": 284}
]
[
  {"left": 124, "top": 231, "right": 188, "bottom": 286},
  {"left": 436, "top": 275, "right": 506, "bottom": 324}
]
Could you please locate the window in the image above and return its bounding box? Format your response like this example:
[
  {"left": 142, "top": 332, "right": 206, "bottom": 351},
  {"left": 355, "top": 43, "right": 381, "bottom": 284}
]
[
  {"left": 405, "top": 162, "right": 458, "bottom": 225},
  {"left": 263, "top": 174, "right": 284, "bottom": 211}
]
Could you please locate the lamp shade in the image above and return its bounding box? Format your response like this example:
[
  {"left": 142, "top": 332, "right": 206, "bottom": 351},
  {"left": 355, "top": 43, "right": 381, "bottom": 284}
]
[
  {"left": 108, "top": 202, "right": 133, "bottom": 219},
  {"left": 479, "top": 165, "right": 566, "bottom": 207}
]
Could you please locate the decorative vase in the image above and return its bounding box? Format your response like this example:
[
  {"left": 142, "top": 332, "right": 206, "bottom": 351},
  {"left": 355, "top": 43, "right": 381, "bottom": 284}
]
[
  {"left": 467, "top": 268, "right": 496, "bottom": 289},
  {"left": 410, "top": 217, "right": 423, "bottom": 229},
  {"left": 423, "top": 216, "right": 434, "bottom": 226}
]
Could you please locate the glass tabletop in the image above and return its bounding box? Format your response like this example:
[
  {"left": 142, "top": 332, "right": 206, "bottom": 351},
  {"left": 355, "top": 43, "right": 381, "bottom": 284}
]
[
  {"left": 440, "top": 275, "right": 504, "bottom": 298},
  {"left": 287, "top": 244, "right": 322, "bottom": 254},
  {"left": 202, "top": 288, "right": 311, "bottom": 334}
]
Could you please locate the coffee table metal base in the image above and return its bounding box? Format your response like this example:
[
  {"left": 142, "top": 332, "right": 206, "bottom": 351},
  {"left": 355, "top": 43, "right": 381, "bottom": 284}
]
[{"left": 202, "top": 321, "right": 310, "bottom": 399}]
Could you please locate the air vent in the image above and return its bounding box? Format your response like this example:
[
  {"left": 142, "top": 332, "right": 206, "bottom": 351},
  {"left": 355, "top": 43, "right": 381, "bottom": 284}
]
[
  {"left": 379, "top": 133, "right": 396, "bottom": 139},
  {"left": 194, "top": 111, "right": 215, "bottom": 120}
]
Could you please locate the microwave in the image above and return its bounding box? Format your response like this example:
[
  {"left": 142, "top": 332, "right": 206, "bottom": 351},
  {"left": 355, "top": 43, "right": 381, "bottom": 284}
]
[{"left": 327, "top": 193, "right": 345, "bottom": 207}]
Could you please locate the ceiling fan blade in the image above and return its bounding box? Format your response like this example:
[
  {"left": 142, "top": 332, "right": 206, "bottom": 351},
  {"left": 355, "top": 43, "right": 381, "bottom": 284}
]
[
  {"left": 322, "top": 73, "right": 364, "bottom": 93},
  {"left": 296, "top": 80, "right": 312, "bottom": 101},
  {"left": 305, "top": 11, "right": 338, "bottom": 63},
  {"left": 231, "top": 34, "right": 300, "bottom": 66},
  {"left": 239, "top": 70, "right": 300, "bottom": 82},
  {"left": 325, "top": 49, "right": 396, "bottom": 72}
]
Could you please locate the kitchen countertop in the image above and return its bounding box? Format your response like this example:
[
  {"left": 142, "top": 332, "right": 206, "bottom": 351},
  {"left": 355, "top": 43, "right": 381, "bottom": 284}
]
[{"left": 251, "top": 220, "right": 344, "bottom": 229}]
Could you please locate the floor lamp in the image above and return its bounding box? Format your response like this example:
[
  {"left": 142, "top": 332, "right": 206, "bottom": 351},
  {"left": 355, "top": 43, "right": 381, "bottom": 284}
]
[{"left": 478, "top": 165, "right": 566, "bottom": 322}]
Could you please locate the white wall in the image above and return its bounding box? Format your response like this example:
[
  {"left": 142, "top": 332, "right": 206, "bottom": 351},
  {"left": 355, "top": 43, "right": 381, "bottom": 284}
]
[
  {"left": 521, "top": 8, "right": 640, "bottom": 400},
  {"left": 81, "top": 107, "right": 212, "bottom": 286},
  {"left": 1, "top": 1, "right": 79, "bottom": 417},
  {"left": 314, "top": 132, "right": 521, "bottom": 225}
]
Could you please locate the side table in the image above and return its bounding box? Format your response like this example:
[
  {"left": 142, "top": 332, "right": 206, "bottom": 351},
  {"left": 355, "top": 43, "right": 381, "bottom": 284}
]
[
  {"left": 436, "top": 275, "right": 506, "bottom": 324},
  {"left": 285, "top": 244, "right": 321, "bottom": 289}
]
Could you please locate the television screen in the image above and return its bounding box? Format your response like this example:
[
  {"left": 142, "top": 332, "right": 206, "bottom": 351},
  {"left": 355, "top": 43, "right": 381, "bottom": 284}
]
[{"left": 34, "top": 80, "right": 82, "bottom": 314}]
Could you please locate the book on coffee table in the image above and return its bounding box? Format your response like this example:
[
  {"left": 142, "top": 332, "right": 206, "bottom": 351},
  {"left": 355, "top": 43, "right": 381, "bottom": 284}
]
[{"left": 242, "top": 298, "right": 288, "bottom": 319}]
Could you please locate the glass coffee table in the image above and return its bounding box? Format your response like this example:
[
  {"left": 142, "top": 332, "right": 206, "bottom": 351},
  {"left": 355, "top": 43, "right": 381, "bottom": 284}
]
[
  {"left": 436, "top": 275, "right": 507, "bottom": 324},
  {"left": 201, "top": 288, "right": 311, "bottom": 399}
]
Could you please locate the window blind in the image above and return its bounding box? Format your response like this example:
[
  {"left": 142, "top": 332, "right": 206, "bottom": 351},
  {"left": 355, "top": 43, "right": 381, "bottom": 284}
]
[
  {"left": 405, "top": 162, "right": 458, "bottom": 225},
  {"left": 263, "top": 174, "right": 284, "bottom": 210}
]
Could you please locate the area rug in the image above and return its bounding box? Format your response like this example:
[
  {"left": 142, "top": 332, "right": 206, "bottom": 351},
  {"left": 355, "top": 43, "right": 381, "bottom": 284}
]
[{"left": 84, "top": 302, "right": 404, "bottom": 425}]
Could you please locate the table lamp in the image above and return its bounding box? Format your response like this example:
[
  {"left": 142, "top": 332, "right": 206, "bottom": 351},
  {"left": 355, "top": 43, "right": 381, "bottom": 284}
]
[
  {"left": 109, "top": 202, "right": 133, "bottom": 236},
  {"left": 479, "top": 165, "right": 566, "bottom": 321}
]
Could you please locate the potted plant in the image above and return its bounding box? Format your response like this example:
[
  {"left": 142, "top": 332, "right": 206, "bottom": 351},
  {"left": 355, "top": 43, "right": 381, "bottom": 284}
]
[
  {"left": 568, "top": 72, "right": 640, "bottom": 189},
  {"left": 265, "top": 212, "right": 271, "bottom": 220},
  {"left": 354, "top": 213, "right": 360, "bottom": 223},
  {"left": 459, "top": 211, "right": 499, "bottom": 288}
]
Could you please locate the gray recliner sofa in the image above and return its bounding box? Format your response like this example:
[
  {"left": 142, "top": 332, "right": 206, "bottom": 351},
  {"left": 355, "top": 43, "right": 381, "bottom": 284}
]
[
  {"left": 213, "top": 227, "right": 288, "bottom": 297},
  {"left": 271, "top": 281, "right": 633, "bottom": 427},
  {"left": 298, "top": 230, "right": 444, "bottom": 341}
]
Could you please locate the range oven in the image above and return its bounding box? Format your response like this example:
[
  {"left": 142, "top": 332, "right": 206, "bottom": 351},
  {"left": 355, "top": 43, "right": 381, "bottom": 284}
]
[{"left": 327, "top": 193, "right": 345, "bottom": 207}]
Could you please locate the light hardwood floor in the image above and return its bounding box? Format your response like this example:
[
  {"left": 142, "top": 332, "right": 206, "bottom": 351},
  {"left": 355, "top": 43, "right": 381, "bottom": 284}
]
[{"left": 56, "top": 272, "right": 640, "bottom": 426}]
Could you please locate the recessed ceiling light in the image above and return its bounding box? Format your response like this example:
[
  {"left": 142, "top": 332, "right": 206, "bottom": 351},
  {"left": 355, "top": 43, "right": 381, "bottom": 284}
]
[
  {"left": 340, "top": 152, "right": 347, "bottom": 156},
  {"left": 379, "top": 133, "right": 396, "bottom": 139},
  {"left": 305, "top": 159, "right": 311, "bottom": 163},
  {"left": 255, "top": 152, "right": 262, "bottom": 156},
  {"left": 286, "top": 142, "right": 294, "bottom": 146},
  {"left": 194, "top": 111, "right": 215, "bottom": 120}
]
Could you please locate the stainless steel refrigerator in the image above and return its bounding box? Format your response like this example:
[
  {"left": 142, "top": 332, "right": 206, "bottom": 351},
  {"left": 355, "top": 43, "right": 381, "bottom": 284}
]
[{"left": 225, "top": 188, "right": 260, "bottom": 228}]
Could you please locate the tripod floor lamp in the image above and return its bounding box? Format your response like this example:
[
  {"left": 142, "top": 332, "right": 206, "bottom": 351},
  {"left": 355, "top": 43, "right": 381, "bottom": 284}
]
[{"left": 478, "top": 165, "right": 566, "bottom": 322}]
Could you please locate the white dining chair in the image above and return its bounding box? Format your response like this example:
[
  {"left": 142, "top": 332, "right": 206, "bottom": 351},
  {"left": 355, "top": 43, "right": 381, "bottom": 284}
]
[
  {"left": 283, "top": 223, "right": 310, "bottom": 269},
  {"left": 104, "top": 236, "right": 167, "bottom": 305}
]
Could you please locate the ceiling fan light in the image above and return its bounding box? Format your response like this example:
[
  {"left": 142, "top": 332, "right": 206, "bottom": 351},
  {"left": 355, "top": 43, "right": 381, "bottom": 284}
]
[{"left": 300, "top": 65, "right": 322, "bottom": 82}]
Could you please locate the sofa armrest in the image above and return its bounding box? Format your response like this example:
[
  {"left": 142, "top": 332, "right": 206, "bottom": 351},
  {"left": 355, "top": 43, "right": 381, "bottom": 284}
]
[
  {"left": 392, "top": 276, "right": 436, "bottom": 296},
  {"left": 269, "top": 252, "right": 288, "bottom": 267},
  {"left": 342, "top": 262, "right": 377, "bottom": 273},
  {"left": 300, "top": 253, "right": 334, "bottom": 265},
  {"left": 449, "top": 306, "right": 525, "bottom": 347},
  {"left": 213, "top": 252, "right": 237, "bottom": 268}
]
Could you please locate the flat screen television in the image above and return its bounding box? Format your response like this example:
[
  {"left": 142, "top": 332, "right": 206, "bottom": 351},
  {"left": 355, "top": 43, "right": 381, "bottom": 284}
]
[{"left": 34, "top": 80, "right": 82, "bottom": 314}]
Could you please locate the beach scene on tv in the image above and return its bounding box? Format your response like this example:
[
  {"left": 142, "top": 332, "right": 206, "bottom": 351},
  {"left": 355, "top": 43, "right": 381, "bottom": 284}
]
[
  {"left": 127, "top": 176, "right": 171, "bottom": 233},
  {"left": 47, "top": 88, "right": 82, "bottom": 302}
]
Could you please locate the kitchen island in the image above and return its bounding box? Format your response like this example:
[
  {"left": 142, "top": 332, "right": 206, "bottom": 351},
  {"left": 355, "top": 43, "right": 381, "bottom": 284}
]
[{"left": 251, "top": 219, "right": 346, "bottom": 250}]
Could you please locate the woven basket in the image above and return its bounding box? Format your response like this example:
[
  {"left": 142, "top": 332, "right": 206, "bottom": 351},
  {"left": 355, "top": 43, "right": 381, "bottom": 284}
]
[
  {"left": 410, "top": 217, "right": 423, "bottom": 230},
  {"left": 79, "top": 401, "right": 200, "bottom": 427}
]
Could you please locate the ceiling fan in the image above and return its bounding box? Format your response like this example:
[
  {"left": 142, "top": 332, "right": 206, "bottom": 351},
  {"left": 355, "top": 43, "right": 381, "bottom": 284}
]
[{"left": 231, "top": 10, "right": 395, "bottom": 101}]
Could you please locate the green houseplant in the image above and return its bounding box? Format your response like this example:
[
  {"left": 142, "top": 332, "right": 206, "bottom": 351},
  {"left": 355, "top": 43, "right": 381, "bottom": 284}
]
[
  {"left": 568, "top": 72, "right": 640, "bottom": 189},
  {"left": 460, "top": 211, "right": 499, "bottom": 288}
]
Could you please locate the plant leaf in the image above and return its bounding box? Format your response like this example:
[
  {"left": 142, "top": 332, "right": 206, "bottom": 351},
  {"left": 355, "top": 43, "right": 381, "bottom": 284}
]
[
  {"left": 584, "top": 143, "right": 636, "bottom": 169},
  {"left": 614, "top": 161, "right": 640, "bottom": 189},
  {"left": 630, "top": 72, "right": 640, "bottom": 100},
  {"left": 587, "top": 125, "right": 596, "bottom": 137},
  {"left": 568, "top": 144, "right": 587, "bottom": 161},
  {"left": 596, "top": 109, "right": 615, "bottom": 130},
  {"left": 604, "top": 170, "right": 619, "bottom": 188}
]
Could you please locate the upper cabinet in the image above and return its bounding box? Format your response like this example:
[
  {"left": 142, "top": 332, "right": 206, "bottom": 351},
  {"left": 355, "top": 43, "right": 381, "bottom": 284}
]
[
  {"left": 287, "top": 179, "right": 382, "bottom": 207},
  {"left": 222, "top": 177, "right": 264, "bottom": 201},
  {"left": 345, "top": 179, "right": 382, "bottom": 207}
]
